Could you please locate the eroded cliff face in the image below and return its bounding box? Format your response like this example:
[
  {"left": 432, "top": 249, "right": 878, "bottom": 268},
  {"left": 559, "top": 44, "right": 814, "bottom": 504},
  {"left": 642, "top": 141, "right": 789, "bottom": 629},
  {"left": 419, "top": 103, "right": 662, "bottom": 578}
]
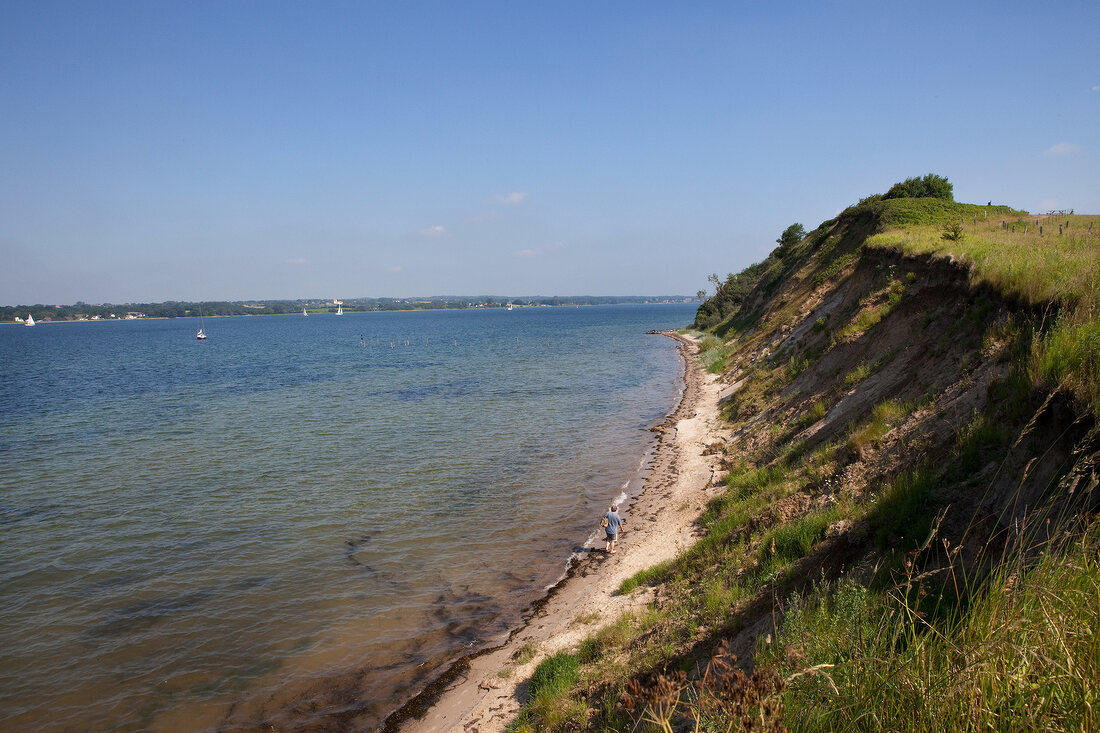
[{"left": 703, "top": 211, "right": 1098, "bottom": 661}]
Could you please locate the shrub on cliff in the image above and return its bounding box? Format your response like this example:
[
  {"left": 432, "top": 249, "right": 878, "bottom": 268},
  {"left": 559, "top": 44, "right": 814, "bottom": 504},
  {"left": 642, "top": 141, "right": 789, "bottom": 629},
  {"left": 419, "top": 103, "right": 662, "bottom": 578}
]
[
  {"left": 883, "top": 173, "right": 954, "bottom": 201},
  {"left": 775, "top": 223, "right": 806, "bottom": 258}
]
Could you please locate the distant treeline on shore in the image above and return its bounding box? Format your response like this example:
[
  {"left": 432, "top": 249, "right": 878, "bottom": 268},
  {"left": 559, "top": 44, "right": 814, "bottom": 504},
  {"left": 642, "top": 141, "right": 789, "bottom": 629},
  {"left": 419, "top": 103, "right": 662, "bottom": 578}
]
[{"left": 3, "top": 295, "right": 696, "bottom": 323}]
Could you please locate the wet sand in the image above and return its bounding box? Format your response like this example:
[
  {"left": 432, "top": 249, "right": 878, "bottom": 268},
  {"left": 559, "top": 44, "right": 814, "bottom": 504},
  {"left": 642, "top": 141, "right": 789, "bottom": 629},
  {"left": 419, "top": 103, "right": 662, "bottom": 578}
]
[{"left": 391, "top": 332, "right": 726, "bottom": 732}]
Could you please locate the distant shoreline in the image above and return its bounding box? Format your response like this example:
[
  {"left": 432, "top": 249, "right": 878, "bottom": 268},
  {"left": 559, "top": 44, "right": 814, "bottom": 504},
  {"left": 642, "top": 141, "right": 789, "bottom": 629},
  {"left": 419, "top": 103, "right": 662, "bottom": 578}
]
[{"left": 4, "top": 301, "right": 699, "bottom": 325}]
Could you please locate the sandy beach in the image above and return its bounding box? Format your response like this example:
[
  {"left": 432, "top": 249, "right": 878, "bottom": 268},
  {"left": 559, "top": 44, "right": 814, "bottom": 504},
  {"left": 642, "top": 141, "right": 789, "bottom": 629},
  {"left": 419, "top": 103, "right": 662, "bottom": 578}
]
[{"left": 392, "top": 332, "right": 725, "bottom": 733}]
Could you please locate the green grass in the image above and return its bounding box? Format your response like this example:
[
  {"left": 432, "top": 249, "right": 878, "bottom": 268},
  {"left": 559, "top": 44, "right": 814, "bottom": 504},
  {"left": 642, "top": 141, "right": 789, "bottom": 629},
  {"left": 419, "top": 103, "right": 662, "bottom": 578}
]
[
  {"left": 953, "top": 410, "right": 1013, "bottom": 477},
  {"left": 838, "top": 279, "right": 906, "bottom": 338},
  {"left": 847, "top": 399, "right": 912, "bottom": 457},
  {"left": 785, "top": 354, "right": 810, "bottom": 379},
  {"left": 853, "top": 196, "right": 1025, "bottom": 228},
  {"left": 578, "top": 613, "right": 639, "bottom": 664},
  {"left": 509, "top": 652, "right": 586, "bottom": 732},
  {"left": 868, "top": 465, "right": 937, "bottom": 549},
  {"left": 1033, "top": 311, "right": 1100, "bottom": 414},
  {"left": 619, "top": 560, "right": 674, "bottom": 594},
  {"left": 696, "top": 333, "right": 721, "bottom": 351},
  {"left": 697, "top": 333, "right": 735, "bottom": 374},
  {"left": 725, "top": 462, "right": 791, "bottom": 498},
  {"left": 844, "top": 362, "right": 872, "bottom": 387},
  {"left": 812, "top": 251, "right": 857, "bottom": 287},
  {"left": 758, "top": 507, "right": 844, "bottom": 573},
  {"left": 529, "top": 652, "right": 580, "bottom": 698},
  {"left": 763, "top": 520, "right": 1100, "bottom": 733},
  {"left": 866, "top": 216, "right": 1099, "bottom": 308},
  {"left": 793, "top": 400, "right": 828, "bottom": 431}
]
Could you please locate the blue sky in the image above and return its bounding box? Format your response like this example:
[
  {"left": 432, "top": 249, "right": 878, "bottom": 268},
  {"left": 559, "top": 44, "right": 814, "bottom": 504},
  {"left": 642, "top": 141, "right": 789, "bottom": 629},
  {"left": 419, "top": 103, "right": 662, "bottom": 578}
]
[{"left": 1, "top": 1, "right": 1097, "bottom": 305}]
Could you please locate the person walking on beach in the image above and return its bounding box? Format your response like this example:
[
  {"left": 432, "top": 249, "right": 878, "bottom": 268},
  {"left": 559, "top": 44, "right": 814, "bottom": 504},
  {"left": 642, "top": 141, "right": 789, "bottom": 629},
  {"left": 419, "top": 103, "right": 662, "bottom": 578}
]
[{"left": 602, "top": 505, "right": 624, "bottom": 554}]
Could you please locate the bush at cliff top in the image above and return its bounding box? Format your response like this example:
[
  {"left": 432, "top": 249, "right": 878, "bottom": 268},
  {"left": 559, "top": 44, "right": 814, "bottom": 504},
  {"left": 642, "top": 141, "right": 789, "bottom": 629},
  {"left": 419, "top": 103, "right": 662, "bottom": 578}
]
[{"left": 883, "top": 173, "right": 954, "bottom": 201}]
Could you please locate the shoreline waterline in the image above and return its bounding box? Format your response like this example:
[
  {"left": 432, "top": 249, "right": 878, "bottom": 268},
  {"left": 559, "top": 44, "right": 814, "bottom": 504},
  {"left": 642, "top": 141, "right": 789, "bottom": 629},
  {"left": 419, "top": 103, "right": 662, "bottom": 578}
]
[{"left": 392, "top": 330, "right": 723, "bottom": 733}]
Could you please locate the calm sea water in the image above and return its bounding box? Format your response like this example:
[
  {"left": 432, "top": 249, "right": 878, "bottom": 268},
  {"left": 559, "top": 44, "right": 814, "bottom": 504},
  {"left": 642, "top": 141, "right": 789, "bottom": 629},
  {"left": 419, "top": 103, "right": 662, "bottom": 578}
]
[{"left": 0, "top": 303, "right": 694, "bottom": 732}]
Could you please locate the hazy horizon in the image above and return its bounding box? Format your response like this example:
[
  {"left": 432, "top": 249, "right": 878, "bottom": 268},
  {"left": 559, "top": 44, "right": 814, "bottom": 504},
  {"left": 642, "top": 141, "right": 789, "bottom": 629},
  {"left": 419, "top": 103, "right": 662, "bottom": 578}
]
[
  {"left": 3, "top": 1, "right": 1097, "bottom": 306},
  {"left": 2, "top": 293, "right": 695, "bottom": 309}
]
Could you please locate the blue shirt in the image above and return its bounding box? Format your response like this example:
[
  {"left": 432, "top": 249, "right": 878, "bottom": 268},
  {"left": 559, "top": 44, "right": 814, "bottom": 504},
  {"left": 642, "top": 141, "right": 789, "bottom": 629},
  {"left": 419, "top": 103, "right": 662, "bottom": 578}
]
[{"left": 604, "top": 511, "right": 623, "bottom": 534}]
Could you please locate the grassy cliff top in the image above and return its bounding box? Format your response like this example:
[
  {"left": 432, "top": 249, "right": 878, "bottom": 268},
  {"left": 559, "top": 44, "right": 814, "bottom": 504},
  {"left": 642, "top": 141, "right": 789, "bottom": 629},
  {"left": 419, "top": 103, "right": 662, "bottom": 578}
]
[{"left": 866, "top": 206, "right": 1099, "bottom": 308}]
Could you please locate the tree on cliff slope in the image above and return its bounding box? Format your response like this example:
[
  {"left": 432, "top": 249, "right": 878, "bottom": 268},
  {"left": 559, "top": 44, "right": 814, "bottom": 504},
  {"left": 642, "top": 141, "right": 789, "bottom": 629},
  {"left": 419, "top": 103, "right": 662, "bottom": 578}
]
[{"left": 775, "top": 223, "right": 806, "bottom": 258}]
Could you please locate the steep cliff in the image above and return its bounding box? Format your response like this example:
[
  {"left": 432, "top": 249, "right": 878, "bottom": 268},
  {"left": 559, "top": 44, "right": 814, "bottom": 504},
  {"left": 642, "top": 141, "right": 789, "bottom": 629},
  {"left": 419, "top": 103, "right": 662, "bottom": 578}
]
[{"left": 521, "top": 191, "right": 1100, "bottom": 732}]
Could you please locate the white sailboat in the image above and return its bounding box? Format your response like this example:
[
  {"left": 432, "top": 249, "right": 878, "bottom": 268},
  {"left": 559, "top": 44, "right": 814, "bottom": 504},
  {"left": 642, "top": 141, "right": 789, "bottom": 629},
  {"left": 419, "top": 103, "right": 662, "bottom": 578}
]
[
  {"left": 335, "top": 305, "right": 343, "bottom": 316},
  {"left": 303, "top": 307, "right": 308, "bottom": 317},
  {"left": 196, "top": 305, "right": 207, "bottom": 340},
  {"left": 25, "top": 314, "right": 35, "bottom": 327}
]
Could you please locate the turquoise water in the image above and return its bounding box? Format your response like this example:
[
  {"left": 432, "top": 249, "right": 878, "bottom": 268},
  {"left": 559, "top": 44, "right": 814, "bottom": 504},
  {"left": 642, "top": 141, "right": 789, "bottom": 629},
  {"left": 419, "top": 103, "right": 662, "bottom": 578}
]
[{"left": 0, "top": 303, "right": 694, "bottom": 732}]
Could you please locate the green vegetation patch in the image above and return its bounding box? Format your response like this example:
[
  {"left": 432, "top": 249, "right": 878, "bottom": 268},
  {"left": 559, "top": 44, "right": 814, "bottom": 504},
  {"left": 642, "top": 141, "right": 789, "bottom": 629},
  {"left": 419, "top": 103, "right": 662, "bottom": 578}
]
[
  {"left": 838, "top": 279, "right": 906, "bottom": 338},
  {"left": 1033, "top": 313, "right": 1100, "bottom": 414},
  {"left": 868, "top": 465, "right": 936, "bottom": 549},
  {"left": 697, "top": 333, "right": 735, "bottom": 374},
  {"left": 811, "top": 251, "right": 857, "bottom": 288},
  {"left": 844, "top": 362, "right": 873, "bottom": 387},
  {"left": 847, "top": 399, "right": 913, "bottom": 459},
  {"left": 619, "top": 560, "right": 674, "bottom": 594},
  {"left": 758, "top": 507, "right": 844, "bottom": 572},
  {"left": 765, "top": 521, "right": 1100, "bottom": 733},
  {"left": 529, "top": 652, "right": 580, "bottom": 698},
  {"left": 866, "top": 217, "right": 1096, "bottom": 308}
]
